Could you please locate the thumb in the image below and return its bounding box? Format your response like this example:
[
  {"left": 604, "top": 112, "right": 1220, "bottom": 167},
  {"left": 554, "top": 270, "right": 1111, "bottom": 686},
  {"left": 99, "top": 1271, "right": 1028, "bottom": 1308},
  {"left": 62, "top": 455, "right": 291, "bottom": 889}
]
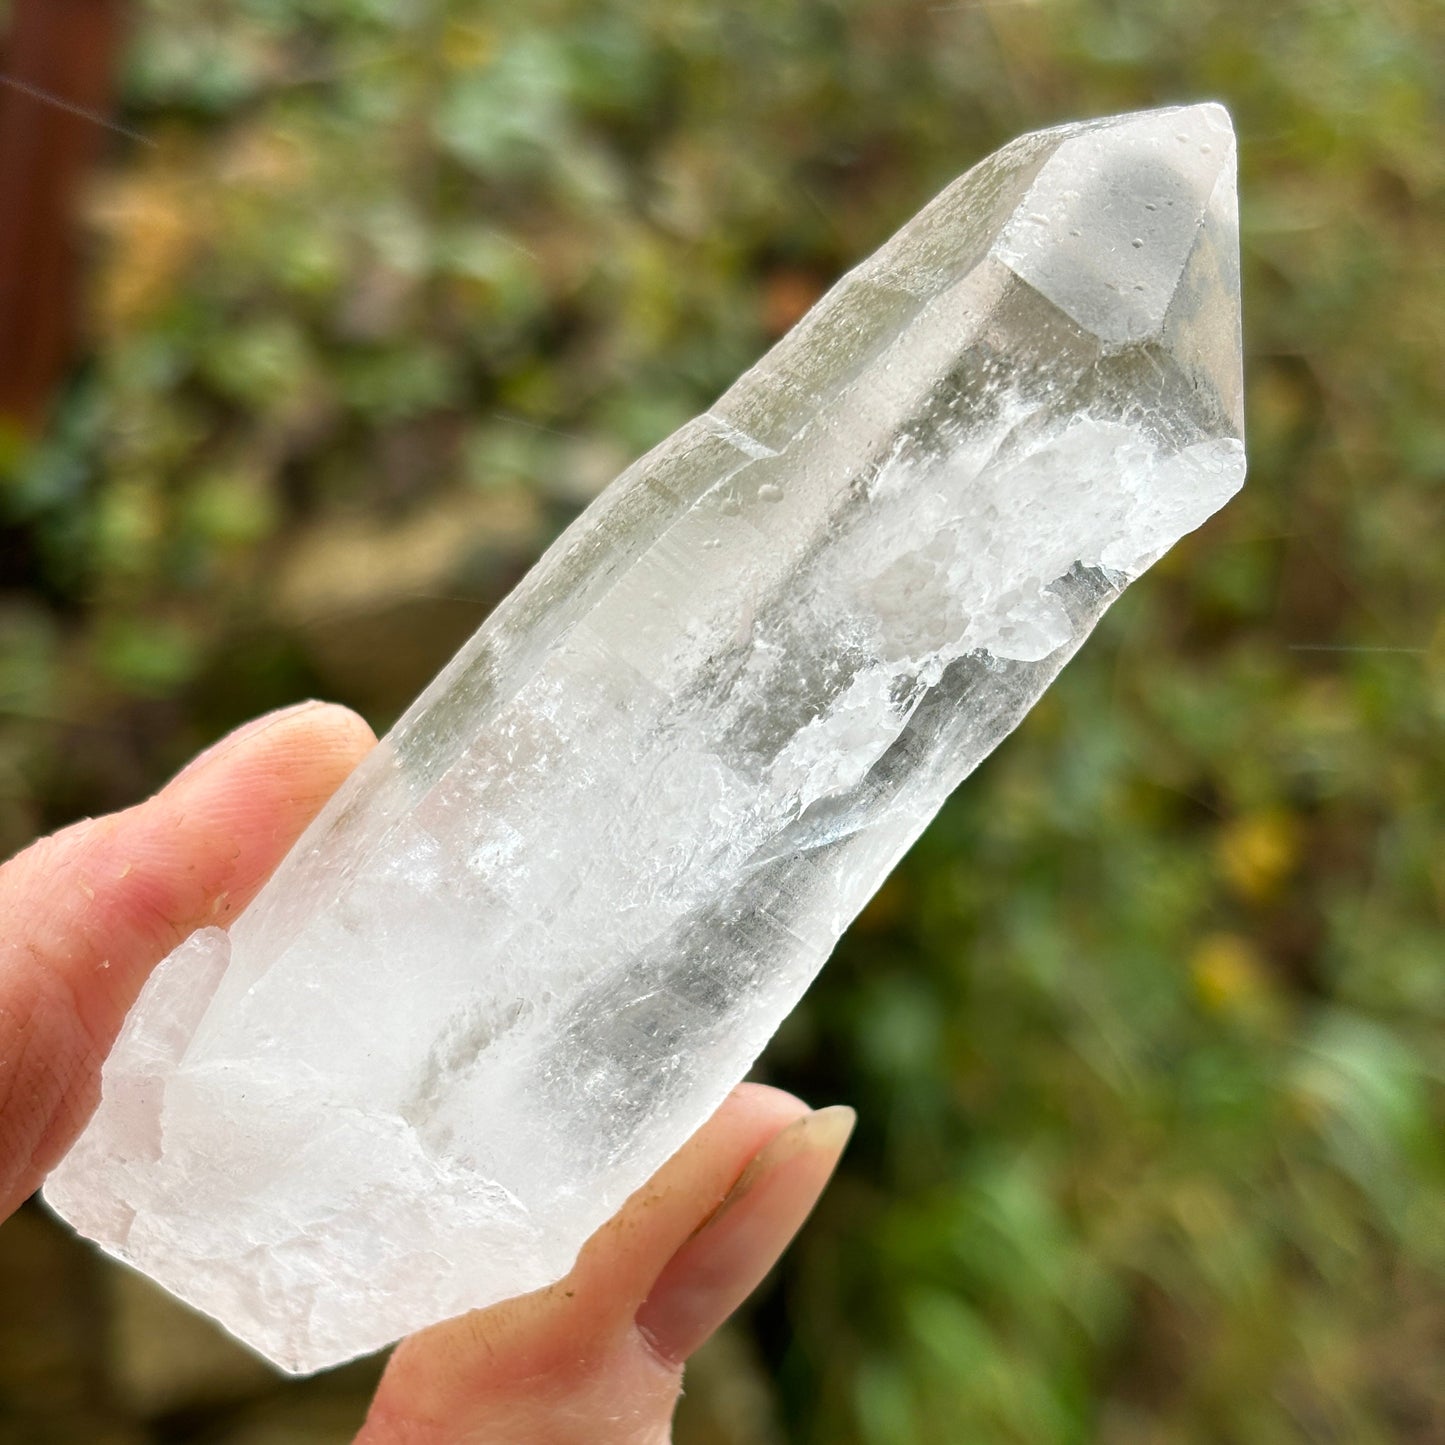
[{"left": 359, "top": 1084, "right": 855, "bottom": 1444}]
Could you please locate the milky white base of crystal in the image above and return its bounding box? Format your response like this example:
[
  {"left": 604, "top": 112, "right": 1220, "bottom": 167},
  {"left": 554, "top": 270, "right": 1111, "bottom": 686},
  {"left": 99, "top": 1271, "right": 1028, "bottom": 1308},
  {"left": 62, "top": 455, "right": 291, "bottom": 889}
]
[{"left": 46, "top": 103, "right": 1244, "bottom": 1373}]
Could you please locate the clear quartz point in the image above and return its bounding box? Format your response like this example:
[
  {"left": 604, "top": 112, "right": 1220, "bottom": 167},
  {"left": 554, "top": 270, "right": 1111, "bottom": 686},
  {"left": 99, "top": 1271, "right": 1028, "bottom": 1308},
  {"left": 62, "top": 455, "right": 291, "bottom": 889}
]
[{"left": 45, "top": 103, "right": 1245, "bottom": 1372}]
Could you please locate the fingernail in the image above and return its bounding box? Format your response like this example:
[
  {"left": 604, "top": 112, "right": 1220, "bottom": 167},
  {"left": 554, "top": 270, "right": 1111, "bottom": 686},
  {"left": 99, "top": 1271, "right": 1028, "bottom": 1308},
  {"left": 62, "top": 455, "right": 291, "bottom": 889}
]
[
  {"left": 169, "top": 701, "right": 328, "bottom": 787},
  {"left": 635, "top": 1104, "right": 855, "bottom": 1365}
]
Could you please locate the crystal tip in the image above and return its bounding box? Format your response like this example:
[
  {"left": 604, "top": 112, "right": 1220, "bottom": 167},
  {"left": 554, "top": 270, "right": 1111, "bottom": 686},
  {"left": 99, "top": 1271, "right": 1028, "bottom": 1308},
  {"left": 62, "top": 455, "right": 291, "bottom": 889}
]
[{"left": 994, "top": 101, "right": 1239, "bottom": 346}]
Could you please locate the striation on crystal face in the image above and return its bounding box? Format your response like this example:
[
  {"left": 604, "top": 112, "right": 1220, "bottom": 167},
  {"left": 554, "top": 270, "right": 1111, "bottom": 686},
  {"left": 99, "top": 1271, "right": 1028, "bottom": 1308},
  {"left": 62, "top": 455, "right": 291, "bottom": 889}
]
[{"left": 45, "top": 104, "right": 1245, "bottom": 1372}]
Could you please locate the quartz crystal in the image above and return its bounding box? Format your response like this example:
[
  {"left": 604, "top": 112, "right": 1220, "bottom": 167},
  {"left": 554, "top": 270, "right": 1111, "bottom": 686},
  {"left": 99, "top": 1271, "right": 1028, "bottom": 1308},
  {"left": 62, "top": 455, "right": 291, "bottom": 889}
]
[{"left": 46, "top": 103, "right": 1245, "bottom": 1372}]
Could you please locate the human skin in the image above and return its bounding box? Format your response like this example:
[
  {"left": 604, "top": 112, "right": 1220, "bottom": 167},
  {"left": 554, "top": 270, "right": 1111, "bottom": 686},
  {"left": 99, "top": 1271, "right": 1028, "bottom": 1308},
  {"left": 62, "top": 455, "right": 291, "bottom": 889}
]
[{"left": 0, "top": 701, "right": 853, "bottom": 1443}]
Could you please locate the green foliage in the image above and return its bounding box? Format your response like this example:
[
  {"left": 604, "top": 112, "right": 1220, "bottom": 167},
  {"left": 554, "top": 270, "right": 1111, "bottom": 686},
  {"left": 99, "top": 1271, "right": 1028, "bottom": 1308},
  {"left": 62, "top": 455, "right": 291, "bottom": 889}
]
[{"left": 1, "top": 0, "right": 1442, "bottom": 1440}]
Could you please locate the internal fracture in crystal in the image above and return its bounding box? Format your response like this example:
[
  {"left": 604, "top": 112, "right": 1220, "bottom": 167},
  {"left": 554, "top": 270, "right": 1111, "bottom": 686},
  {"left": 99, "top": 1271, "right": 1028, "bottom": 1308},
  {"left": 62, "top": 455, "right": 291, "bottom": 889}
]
[{"left": 46, "top": 104, "right": 1246, "bottom": 1373}]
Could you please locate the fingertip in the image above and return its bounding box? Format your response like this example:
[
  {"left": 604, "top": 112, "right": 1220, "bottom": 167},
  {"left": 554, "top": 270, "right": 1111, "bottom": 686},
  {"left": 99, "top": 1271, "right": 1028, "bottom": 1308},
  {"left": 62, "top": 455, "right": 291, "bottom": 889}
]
[
  {"left": 166, "top": 700, "right": 376, "bottom": 797},
  {"left": 635, "top": 1102, "right": 855, "bottom": 1365},
  {"left": 266, "top": 700, "right": 378, "bottom": 770},
  {"left": 726, "top": 1079, "right": 812, "bottom": 1118},
  {"left": 578, "top": 1083, "right": 811, "bottom": 1273}
]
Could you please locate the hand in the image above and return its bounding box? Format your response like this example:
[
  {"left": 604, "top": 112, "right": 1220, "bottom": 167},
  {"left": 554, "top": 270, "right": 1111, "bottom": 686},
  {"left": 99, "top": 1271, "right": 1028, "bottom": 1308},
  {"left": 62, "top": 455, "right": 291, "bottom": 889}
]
[{"left": 0, "top": 701, "right": 853, "bottom": 1443}]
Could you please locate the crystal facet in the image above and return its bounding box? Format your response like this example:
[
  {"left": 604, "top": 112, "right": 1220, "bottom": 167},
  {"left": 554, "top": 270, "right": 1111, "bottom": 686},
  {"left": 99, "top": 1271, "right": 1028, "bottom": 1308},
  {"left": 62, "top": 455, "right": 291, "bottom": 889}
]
[{"left": 46, "top": 104, "right": 1245, "bottom": 1372}]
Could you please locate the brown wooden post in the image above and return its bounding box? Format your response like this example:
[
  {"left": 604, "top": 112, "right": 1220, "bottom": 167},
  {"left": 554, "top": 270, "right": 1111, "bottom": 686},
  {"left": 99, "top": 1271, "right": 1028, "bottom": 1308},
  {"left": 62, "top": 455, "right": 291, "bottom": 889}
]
[{"left": 0, "top": 0, "right": 129, "bottom": 435}]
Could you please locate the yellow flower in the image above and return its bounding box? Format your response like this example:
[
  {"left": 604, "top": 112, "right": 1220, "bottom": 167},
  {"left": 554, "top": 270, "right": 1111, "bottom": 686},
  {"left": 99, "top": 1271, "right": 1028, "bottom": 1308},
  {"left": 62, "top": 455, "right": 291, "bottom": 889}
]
[
  {"left": 1190, "top": 933, "right": 1269, "bottom": 1016},
  {"left": 1216, "top": 808, "right": 1300, "bottom": 903}
]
